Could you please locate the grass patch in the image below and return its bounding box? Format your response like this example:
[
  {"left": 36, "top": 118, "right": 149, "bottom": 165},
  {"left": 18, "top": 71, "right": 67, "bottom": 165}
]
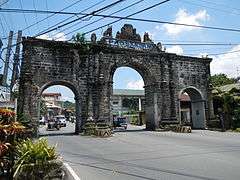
[{"left": 233, "top": 128, "right": 240, "bottom": 132}]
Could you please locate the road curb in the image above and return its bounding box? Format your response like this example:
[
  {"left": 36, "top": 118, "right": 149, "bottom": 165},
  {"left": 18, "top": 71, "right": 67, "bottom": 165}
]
[{"left": 63, "top": 162, "right": 81, "bottom": 180}]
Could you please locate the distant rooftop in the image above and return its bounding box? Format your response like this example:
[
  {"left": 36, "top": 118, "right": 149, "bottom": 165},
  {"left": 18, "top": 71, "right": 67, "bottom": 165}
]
[
  {"left": 113, "top": 89, "right": 144, "bottom": 96},
  {"left": 42, "top": 93, "right": 61, "bottom": 97},
  {"left": 180, "top": 93, "right": 190, "bottom": 101},
  {"left": 216, "top": 83, "right": 240, "bottom": 92}
]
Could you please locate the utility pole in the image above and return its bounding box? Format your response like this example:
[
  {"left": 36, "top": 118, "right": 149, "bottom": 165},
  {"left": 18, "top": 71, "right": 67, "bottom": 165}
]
[
  {"left": 10, "top": 30, "right": 22, "bottom": 92},
  {"left": 2, "top": 31, "right": 13, "bottom": 87}
]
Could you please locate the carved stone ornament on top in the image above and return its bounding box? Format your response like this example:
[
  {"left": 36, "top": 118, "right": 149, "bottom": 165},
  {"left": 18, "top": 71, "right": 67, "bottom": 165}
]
[
  {"left": 91, "top": 33, "right": 97, "bottom": 43},
  {"left": 115, "top": 24, "right": 141, "bottom": 42},
  {"left": 101, "top": 24, "right": 163, "bottom": 52},
  {"left": 143, "top": 32, "right": 152, "bottom": 43},
  {"left": 103, "top": 26, "right": 113, "bottom": 38}
]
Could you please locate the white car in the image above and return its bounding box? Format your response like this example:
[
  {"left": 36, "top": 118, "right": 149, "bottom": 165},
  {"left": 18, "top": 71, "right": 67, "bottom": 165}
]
[{"left": 55, "top": 115, "right": 66, "bottom": 127}]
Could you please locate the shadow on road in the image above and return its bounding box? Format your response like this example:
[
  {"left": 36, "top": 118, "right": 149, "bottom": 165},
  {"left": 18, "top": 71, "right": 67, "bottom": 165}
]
[
  {"left": 39, "top": 132, "right": 77, "bottom": 137},
  {"left": 113, "top": 129, "right": 146, "bottom": 133}
]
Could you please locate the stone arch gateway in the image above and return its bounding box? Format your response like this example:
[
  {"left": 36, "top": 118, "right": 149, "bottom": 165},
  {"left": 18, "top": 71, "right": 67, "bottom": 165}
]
[{"left": 18, "top": 25, "right": 214, "bottom": 134}]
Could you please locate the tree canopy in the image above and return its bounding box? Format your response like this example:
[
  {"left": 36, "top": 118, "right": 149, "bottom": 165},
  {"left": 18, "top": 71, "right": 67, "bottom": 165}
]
[
  {"left": 63, "top": 101, "right": 75, "bottom": 111},
  {"left": 210, "top": 74, "right": 236, "bottom": 87}
]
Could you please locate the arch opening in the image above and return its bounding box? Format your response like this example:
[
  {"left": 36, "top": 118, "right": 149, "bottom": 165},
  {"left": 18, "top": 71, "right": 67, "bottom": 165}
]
[
  {"left": 38, "top": 83, "right": 80, "bottom": 136},
  {"left": 111, "top": 67, "right": 146, "bottom": 131},
  {"left": 179, "top": 87, "right": 206, "bottom": 129}
]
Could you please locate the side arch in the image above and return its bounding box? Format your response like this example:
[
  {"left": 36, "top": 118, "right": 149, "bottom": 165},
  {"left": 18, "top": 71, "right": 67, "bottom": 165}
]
[
  {"left": 37, "top": 80, "right": 82, "bottom": 134},
  {"left": 38, "top": 80, "right": 80, "bottom": 99},
  {"left": 179, "top": 86, "right": 206, "bottom": 129}
]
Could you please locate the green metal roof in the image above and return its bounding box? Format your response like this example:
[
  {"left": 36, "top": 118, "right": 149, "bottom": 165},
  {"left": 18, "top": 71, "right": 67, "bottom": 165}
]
[{"left": 113, "top": 89, "right": 144, "bottom": 96}]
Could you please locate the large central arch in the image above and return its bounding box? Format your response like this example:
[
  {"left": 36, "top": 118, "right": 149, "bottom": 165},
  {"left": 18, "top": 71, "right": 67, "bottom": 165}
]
[{"left": 109, "top": 60, "right": 158, "bottom": 130}]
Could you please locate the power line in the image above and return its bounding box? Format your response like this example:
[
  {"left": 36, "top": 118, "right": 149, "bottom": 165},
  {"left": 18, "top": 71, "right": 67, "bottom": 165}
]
[
  {"left": 36, "top": 0, "right": 107, "bottom": 39},
  {"left": 163, "top": 43, "right": 239, "bottom": 46},
  {"left": 45, "top": 0, "right": 49, "bottom": 31},
  {"left": 181, "top": 47, "right": 232, "bottom": 52},
  {"left": 1, "top": 14, "right": 10, "bottom": 32},
  {"left": 58, "top": 0, "right": 144, "bottom": 40},
  {"left": 39, "top": 0, "right": 106, "bottom": 38},
  {"left": 67, "top": 0, "right": 171, "bottom": 39},
  {"left": 19, "top": 0, "right": 30, "bottom": 34},
  {"left": 79, "top": 0, "right": 238, "bottom": 36},
  {"left": 82, "top": 16, "right": 240, "bottom": 35},
  {"left": 0, "top": 17, "right": 7, "bottom": 37},
  {"left": 47, "top": 0, "right": 172, "bottom": 38},
  {"left": 155, "top": 40, "right": 240, "bottom": 43},
  {"left": 34, "top": 0, "right": 126, "bottom": 37},
  {"left": 193, "top": 0, "right": 240, "bottom": 13},
  {"left": 49, "top": 0, "right": 107, "bottom": 39},
  {"left": 208, "top": 49, "right": 240, "bottom": 56},
  {"left": 57, "top": 0, "right": 130, "bottom": 37},
  {"left": 28, "top": 0, "right": 85, "bottom": 33},
  {"left": 2, "top": 0, "right": 85, "bottom": 40},
  {"left": 32, "top": 0, "right": 39, "bottom": 30},
  {"left": 3, "top": 5, "right": 240, "bottom": 35},
  {"left": 0, "top": 0, "right": 10, "bottom": 7},
  {"left": 185, "top": 49, "right": 240, "bottom": 57},
  {"left": 179, "top": 0, "right": 240, "bottom": 16}
]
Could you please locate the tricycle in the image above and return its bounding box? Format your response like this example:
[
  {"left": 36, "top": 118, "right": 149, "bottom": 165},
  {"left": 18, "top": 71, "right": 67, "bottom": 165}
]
[{"left": 47, "top": 118, "right": 61, "bottom": 131}]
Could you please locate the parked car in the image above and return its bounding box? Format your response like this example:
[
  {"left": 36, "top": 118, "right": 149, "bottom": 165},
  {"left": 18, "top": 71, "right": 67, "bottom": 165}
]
[
  {"left": 47, "top": 118, "right": 61, "bottom": 130},
  {"left": 55, "top": 115, "right": 67, "bottom": 127},
  {"left": 113, "top": 117, "right": 127, "bottom": 129}
]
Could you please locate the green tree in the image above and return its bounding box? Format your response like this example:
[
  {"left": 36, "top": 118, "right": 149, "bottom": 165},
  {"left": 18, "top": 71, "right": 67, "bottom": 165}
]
[
  {"left": 122, "top": 98, "right": 138, "bottom": 111},
  {"left": 233, "top": 107, "right": 240, "bottom": 129},
  {"left": 72, "top": 32, "right": 90, "bottom": 54},
  {"left": 63, "top": 101, "right": 75, "bottom": 111},
  {"left": 72, "top": 33, "right": 86, "bottom": 44},
  {"left": 210, "top": 74, "right": 236, "bottom": 87},
  {"left": 222, "top": 93, "right": 235, "bottom": 129}
]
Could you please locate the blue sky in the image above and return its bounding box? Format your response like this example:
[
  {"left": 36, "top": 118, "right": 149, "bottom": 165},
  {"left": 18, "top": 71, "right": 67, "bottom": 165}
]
[{"left": 1, "top": 0, "right": 240, "bottom": 101}]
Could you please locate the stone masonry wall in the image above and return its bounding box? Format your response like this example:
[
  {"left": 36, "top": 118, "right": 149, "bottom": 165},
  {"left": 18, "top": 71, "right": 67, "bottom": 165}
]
[{"left": 19, "top": 37, "right": 212, "bottom": 133}]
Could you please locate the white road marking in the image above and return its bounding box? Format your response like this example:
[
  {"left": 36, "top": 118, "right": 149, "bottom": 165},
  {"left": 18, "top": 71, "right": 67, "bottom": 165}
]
[{"left": 64, "top": 162, "right": 81, "bottom": 180}]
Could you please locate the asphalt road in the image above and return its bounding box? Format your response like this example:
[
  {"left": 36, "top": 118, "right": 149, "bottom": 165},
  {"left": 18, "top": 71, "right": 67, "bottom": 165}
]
[{"left": 40, "top": 122, "right": 240, "bottom": 180}]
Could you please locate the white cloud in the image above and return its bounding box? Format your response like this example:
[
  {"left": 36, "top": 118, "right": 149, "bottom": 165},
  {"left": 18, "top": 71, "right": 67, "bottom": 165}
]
[
  {"left": 210, "top": 45, "right": 240, "bottom": 78},
  {"left": 37, "top": 31, "right": 66, "bottom": 41},
  {"left": 62, "top": 96, "right": 75, "bottom": 102},
  {"left": 53, "top": 32, "right": 67, "bottom": 41},
  {"left": 37, "top": 34, "right": 51, "bottom": 40},
  {"left": 163, "top": 9, "right": 209, "bottom": 35},
  {"left": 166, "top": 45, "right": 184, "bottom": 55},
  {"left": 126, "top": 80, "right": 144, "bottom": 90}
]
